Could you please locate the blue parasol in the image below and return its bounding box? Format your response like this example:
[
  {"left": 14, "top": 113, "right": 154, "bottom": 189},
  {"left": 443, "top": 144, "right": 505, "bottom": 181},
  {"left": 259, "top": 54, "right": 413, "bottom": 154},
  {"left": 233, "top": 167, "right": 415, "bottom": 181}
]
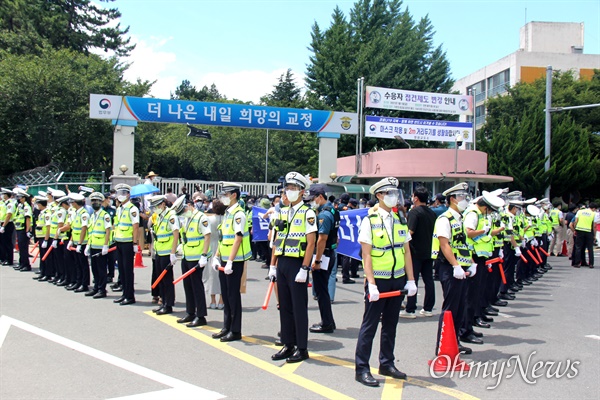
[{"left": 130, "top": 184, "right": 160, "bottom": 198}]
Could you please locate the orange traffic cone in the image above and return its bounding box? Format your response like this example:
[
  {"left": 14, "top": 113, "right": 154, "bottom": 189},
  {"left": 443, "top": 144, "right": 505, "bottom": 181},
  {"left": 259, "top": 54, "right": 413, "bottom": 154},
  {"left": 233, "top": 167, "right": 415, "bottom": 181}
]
[
  {"left": 134, "top": 247, "right": 145, "bottom": 268},
  {"left": 15, "top": 242, "right": 19, "bottom": 252},
  {"left": 428, "top": 311, "right": 470, "bottom": 372},
  {"left": 561, "top": 240, "right": 568, "bottom": 256}
]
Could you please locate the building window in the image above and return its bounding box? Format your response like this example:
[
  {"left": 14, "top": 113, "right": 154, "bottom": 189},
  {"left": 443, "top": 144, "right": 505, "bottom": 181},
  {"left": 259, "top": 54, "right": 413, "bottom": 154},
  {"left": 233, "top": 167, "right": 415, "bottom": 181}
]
[
  {"left": 468, "top": 80, "right": 486, "bottom": 103},
  {"left": 487, "top": 69, "right": 510, "bottom": 98}
]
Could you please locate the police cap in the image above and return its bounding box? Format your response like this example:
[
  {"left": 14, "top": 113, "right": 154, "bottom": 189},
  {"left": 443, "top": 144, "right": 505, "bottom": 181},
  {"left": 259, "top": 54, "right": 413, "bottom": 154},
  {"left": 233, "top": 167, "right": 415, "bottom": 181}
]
[{"left": 369, "top": 177, "right": 399, "bottom": 195}]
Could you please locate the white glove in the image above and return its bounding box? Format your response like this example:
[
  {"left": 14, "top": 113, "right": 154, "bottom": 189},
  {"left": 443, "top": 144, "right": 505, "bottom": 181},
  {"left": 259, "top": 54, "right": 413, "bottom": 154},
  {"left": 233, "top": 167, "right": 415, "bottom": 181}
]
[
  {"left": 500, "top": 221, "right": 506, "bottom": 229},
  {"left": 499, "top": 249, "right": 504, "bottom": 258},
  {"left": 467, "top": 263, "right": 477, "bottom": 278},
  {"left": 539, "top": 240, "right": 543, "bottom": 246},
  {"left": 26, "top": 231, "right": 33, "bottom": 239},
  {"left": 521, "top": 240, "right": 526, "bottom": 249},
  {"left": 268, "top": 265, "right": 277, "bottom": 281},
  {"left": 176, "top": 244, "right": 183, "bottom": 255},
  {"left": 42, "top": 240, "right": 48, "bottom": 249},
  {"left": 532, "top": 238, "right": 539, "bottom": 247},
  {"left": 453, "top": 265, "right": 466, "bottom": 279},
  {"left": 76, "top": 244, "right": 81, "bottom": 253},
  {"left": 84, "top": 245, "right": 91, "bottom": 257},
  {"left": 51, "top": 240, "right": 58, "bottom": 249},
  {"left": 405, "top": 280, "right": 417, "bottom": 297},
  {"left": 515, "top": 247, "right": 522, "bottom": 257},
  {"left": 212, "top": 257, "right": 221, "bottom": 271},
  {"left": 294, "top": 267, "right": 307, "bottom": 283},
  {"left": 0, "top": 226, "right": 4, "bottom": 233},
  {"left": 169, "top": 253, "right": 178, "bottom": 266},
  {"left": 67, "top": 240, "right": 73, "bottom": 249},
  {"left": 102, "top": 245, "right": 109, "bottom": 255},
  {"left": 224, "top": 260, "right": 233, "bottom": 275},
  {"left": 134, "top": 245, "right": 140, "bottom": 254},
  {"left": 199, "top": 255, "right": 208, "bottom": 268},
  {"left": 482, "top": 225, "right": 490, "bottom": 234},
  {"left": 368, "top": 282, "right": 380, "bottom": 302}
]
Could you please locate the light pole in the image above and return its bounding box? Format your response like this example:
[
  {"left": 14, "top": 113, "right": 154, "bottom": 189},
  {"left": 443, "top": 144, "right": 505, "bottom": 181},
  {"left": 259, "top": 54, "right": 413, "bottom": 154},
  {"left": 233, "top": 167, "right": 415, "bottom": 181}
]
[
  {"left": 394, "top": 135, "right": 412, "bottom": 149},
  {"left": 265, "top": 129, "right": 269, "bottom": 184},
  {"left": 454, "top": 132, "right": 463, "bottom": 174}
]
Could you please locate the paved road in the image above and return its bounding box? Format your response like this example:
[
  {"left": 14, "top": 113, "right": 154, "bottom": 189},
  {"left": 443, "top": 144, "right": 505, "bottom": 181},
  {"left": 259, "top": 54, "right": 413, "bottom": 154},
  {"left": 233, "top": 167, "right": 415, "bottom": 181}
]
[{"left": 1, "top": 247, "right": 599, "bottom": 400}]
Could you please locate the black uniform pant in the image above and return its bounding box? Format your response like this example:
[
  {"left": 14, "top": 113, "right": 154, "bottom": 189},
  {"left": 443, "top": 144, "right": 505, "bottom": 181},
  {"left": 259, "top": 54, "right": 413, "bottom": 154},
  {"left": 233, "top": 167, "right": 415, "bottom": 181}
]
[
  {"left": 151, "top": 256, "right": 160, "bottom": 297},
  {"left": 277, "top": 257, "right": 308, "bottom": 350},
  {"left": 37, "top": 238, "right": 48, "bottom": 276},
  {"left": 157, "top": 255, "right": 175, "bottom": 307},
  {"left": 500, "top": 244, "right": 517, "bottom": 293},
  {"left": 43, "top": 239, "right": 55, "bottom": 278},
  {"left": 541, "top": 233, "right": 549, "bottom": 265},
  {"left": 116, "top": 242, "right": 135, "bottom": 300},
  {"left": 65, "top": 247, "right": 77, "bottom": 285},
  {"left": 355, "top": 274, "right": 407, "bottom": 373},
  {"left": 312, "top": 256, "right": 334, "bottom": 327},
  {"left": 52, "top": 241, "right": 65, "bottom": 280},
  {"left": 74, "top": 248, "right": 90, "bottom": 288},
  {"left": 573, "top": 231, "right": 594, "bottom": 267},
  {"left": 1, "top": 222, "right": 15, "bottom": 264},
  {"left": 484, "top": 248, "right": 501, "bottom": 309},
  {"left": 16, "top": 230, "right": 30, "bottom": 268},
  {"left": 460, "top": 256, "right": 486, "bottom": 337},
  {"left": 219, "top": 260, "right": 244, "bottom": 333},
  {"left": 436, "top": 260, "right": 467, "bottom": 353},
  {"left": 90, "top": 249, "right": 108, "bottom": 293},
  {"left": 107, "top": 249, "right": 116, "bottom": 280},
  {"left": 341, "top": 255, "right": 359, "bottom": 280},
  {"left": 182, "top": 259, "right": 207, "bottom": 317},
  {"left": 406, "top": 258, "right": 435, "bottom": 313}
]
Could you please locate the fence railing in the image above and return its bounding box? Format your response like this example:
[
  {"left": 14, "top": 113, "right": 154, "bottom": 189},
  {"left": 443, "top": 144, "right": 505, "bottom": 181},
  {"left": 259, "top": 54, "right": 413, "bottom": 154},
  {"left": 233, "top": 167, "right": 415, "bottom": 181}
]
[{"left": 154, "top": 179, "right": 280, "bottom": 197}]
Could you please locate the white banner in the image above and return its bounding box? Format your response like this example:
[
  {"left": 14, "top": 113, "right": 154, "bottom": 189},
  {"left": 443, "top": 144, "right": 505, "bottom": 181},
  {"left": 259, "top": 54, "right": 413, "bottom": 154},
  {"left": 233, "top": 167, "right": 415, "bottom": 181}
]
[
  {"left": 365, "top": 86, "right": 473, "bottom": 116},
  {"left": 365, "top": 116, "right": 473, "bottom": 143}
]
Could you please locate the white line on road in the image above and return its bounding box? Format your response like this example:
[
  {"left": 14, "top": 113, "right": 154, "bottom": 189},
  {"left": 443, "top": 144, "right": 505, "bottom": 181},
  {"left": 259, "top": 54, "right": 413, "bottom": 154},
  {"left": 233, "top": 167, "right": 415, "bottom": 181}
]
[
  {"left": 585, "top": 335, "right": 600, "bottom": 340},
  {"left": 0, "top": 315, "right": 224, "bottom": 400}
]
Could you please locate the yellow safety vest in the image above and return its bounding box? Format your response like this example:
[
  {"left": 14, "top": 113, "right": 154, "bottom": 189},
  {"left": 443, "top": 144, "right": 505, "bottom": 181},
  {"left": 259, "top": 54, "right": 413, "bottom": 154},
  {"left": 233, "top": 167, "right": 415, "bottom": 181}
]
[
  {"left": 431, "top": 210, "right": 473, "bottom": 268},
  {"left": 71, "top": 207, "right": 89, "bottom": 245},
  {"left": 35, "top": 209, "right": 48, "bottom": 239},
  {"left": 114, "top": 202, "right": 136, "bottom": 242},
  {"left": 15, "top": 202, "right": 31, "bottom": 230},
  {"left": 368, "top": 212, "right": 407, "bottom": 279},
  {"left": 575, "top": 209, "right": 595, "bottom": 232},
  {"left": 549, "top": 209, "right": 561, "bottom": 227},
  {"left": 0, "top": 200, "right": 6, "bottom": 222},
  {"left": 90, "top": 210, "right": 111, "bottom": 249},
  {"left": 219, "top": 204, "right": 251, "bottom": 261},
  {"left": 273, "top": 204, "right": 309, "bottom": 259},
  {"left": 465, "top": 208, "right": 493, "bottom": 258},
  {"left": 153, "top": 209, "right": 177, "bottom": 256},
  {"left": 182, "top": 210, "right": 209, "bottom": 261}
]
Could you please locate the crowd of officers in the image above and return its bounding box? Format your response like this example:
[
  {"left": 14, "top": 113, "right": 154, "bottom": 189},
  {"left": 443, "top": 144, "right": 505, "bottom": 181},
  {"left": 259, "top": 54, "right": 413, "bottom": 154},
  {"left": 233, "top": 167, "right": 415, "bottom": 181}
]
[{"left": 0, "top": 176, "right": 597, "bottom": 389}]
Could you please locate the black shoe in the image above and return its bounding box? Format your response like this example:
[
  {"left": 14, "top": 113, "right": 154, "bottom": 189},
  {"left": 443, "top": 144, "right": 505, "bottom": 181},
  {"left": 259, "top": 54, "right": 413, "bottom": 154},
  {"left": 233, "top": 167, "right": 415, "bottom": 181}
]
[
  {"left": 309, "top": 323, "right": 335, "bottom": 333},
  {"left": 220, "top": 332, "right": 242, "bottom": 342},
  {"left": 85, "top": 290, "right": 98, "bottom": 297},
  {"left": 155, "top": 306, "right": 172, "bottom": 314},
  {"left": 66, "top": 284, "right": 78, "bottom": 290},
  {"left": 484, "top": 308, "right": 498, "bottom": 316},
  {"left": 56, "top": 280, "right": 67, "bottom": 287},
  {"left": 274, "top": 338, "right": 283, "bottom": 346},
  {"left": 378, "top": 365, "right": 407, "bottom": 380},
  {"left": 473, "top": 318, "right": 491, "bottom": 328},
  {"left": 212, "top": 329, "right": 229, "bottom": 339},
  {"left": 520, "top": 280, "right": 532, "bottom": 286},
  {"left": 507, "top": 287, "right": 519, "bottom": 294},
  {"left": 498, "top": 293, "right": 515, "bottom": 301},
  {"left": 111, "top": 285, "right": 123, "bottom": 292},
  {"left": 152, "top": 306, "right": 164, "bottom": 313},
  {"left": 38, "top": 276, "right": 49, "bottom": 282},
  {"left": 286, "top": 349, "right": 309, "bottom": 363},
  {"left": 342, "top": 279, "right": 355, "bottom": 284},
  {"left": 186, "top": 317, "right": 207, "bottom": 327},
  {"left": 350, "top": 274, "right": 360, "bottom": 278},
  {"left": 493, "top": 300, "right": 509, "bottom": 307},
  {"left": 480, "top": 315, "right": 494, "bottom": 323},
  {"left": 92, "top": 292, "right": 107, "bottom": 299},
  {"left": 120, "top": 298, "right": 136, "bottom": 306},
  {"left": 107, "top": 277, "right": 113, "bottom": 283},
  {"left": 177, "top": 314, "right": 196, "bottom": 324},
  {"left": 19, "top": 266, "right": 32, "bottom": 272},
  {"left": 488, "top": 306, "right": 499, "bottom": 313},
  {"left": 355, "top": 372, "right": 379, "bottom": 387},
  {"left": 460, "top": 333, "right": 484, "bottom": 344},
  {"left": 472, "top": 330, "right": 483, "bottom": 338},
  {"left": 272, "top": 345, "right": 296, "bottom": 361},
  {"left": 74, "top": 286, "right": 88, "bottom": 293},
  {"left": 32, "top": 275, "right": 41, "bottom": 280},
  {"left": 113, "top": 296, "right": 125, "bottom": 303},
  {"left": 458, "top": 345, "right": 472, "bottom": 355}
]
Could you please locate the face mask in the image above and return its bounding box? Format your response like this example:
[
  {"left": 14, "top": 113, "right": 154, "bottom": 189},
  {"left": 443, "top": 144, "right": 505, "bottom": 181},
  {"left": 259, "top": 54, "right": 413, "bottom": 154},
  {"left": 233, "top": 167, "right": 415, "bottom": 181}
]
[
  {"left": 184, "top": 211, "right": 193, "bottom": 219},
  {"left": 457, "top": 198, "right": 470, "bottom": 212},
  {"left": 247, "top": 204, "right": 253, "bottom": 209},
  {"left": 92, "top": 203, "right": 102, "bottom": 211},
  {"left": 117, "top": 195, "right": 127, "bottom": 203},
  {"left": 383, "top": 194, "right": 398, "bottom": 208},
  {"left": 219, "top": 196, "right": 231, "bottom": 206},
  {"left": 286, "top": 190, "right": 300, "bottom": 202},
  {"left": 310, "top": 201, "right": 318, "bottom": 209}
]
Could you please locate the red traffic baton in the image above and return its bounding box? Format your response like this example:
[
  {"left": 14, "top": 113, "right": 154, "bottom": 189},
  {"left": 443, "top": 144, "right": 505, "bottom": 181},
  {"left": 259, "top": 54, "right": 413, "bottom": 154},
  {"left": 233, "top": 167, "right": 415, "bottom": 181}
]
[
  {"left": 538, "top": 246, "right": 549, "bottom": 257},
  {"left": 68, "top": 246, "right": 77, "bottom": 251},
  {"left": 41, "top": 245, "right": 53, "bottom": 261},
  {"left": 29, "top": 241, "right": 39, "bottom": 256},
  {"left": 486, "top": 257, "right": 503, "bottom": 272},
  {"left": 534, "top": 247, "right": 543, "bottom": 264},
  {"left": 368, "top": 289, "right": 408, "bottom": 300},
  {"left": 32, "top": 249, "right": 40, "bottom": 263},
  {"left": 173, "top": 267, "right": 196, "bottom": 285},
  {"left": 520, "top": 254, "right": 528, "bottom": 263},
  {"left": 262, "top": 280, "right": 275, "bottom": 310},
  {"left": 151, "top": 263, "right": 173, "bottom": 289},
  {"left": 526, "top": 249, "right": 541, "bottom": 265},
  {"left": 91, "top": 246, "right": 117, "bottom": 257},
  {"left": 498, "top": 262, "right": 507, "bottom": 285}
]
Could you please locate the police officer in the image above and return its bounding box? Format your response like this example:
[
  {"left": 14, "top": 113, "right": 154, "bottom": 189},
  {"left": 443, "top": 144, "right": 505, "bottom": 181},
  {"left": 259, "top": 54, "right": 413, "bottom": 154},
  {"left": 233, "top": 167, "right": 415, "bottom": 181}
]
[
  {"left": 13, "top": 188, "right": 33, "bottom": 271},
  {"left": 572, "top": 202, "right": 597, "bottom": 268},
  {"left": 39, "top": 189, "right": 63, "bottom": 282},
  {"left": 51, "top": 195, "right": 70, "bottom": 285},
  {"left": 498, "top": 193, "right": 523, "bottom": 299},
  {"left": 0, "top": 188, "right": 17, "bottom": 266},
  {"left": 211, "top": 182, "right": 252, "bottom": 342},
  {"left": 65, "top": 193, "right": 91, "bottom": 294},
  {"left": 431, "top": 183, "right": 474, "bottom": 355},
  {"left": 270, "top": 172, "right": 316, "bottom": 363},
  {"left": 150, "top": 195, "right": 181, "bottom": 315},
  {"left": 32, "top": 195, "right": 50, "bottom": 279},
  {"left": 304, "top": 183, "right": 337, "bottom": 333},
  {"left": 113, "top": 184, "right": 140, "bottom": 306},
  {"left": 85, "top": 192, "right": 112, "bottom": 298},
  {"left": 355, "top": 177, "right": 417, "bottom": 387},
  {"left": 178, "top": 199, "right": 211, "bottom": 327}
]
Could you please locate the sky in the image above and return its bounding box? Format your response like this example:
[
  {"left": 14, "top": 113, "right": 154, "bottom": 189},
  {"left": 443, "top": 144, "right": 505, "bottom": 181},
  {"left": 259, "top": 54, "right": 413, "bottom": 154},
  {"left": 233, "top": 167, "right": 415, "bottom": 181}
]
[{"left": 111, "top": 0, "right": 600, "bottom": 103}]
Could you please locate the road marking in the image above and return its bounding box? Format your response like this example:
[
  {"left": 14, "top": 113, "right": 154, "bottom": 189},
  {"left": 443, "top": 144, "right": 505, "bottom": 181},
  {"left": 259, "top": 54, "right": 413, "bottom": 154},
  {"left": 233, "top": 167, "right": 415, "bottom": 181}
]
[
  {"left": 585, "top": 335, "right": 600, "bottom": 340},
  {"left": 0, "top": 315, "right": 224, "bottom": 400},
  {"left": 147, "top": 312, "right": 480, "bottom": 400}
]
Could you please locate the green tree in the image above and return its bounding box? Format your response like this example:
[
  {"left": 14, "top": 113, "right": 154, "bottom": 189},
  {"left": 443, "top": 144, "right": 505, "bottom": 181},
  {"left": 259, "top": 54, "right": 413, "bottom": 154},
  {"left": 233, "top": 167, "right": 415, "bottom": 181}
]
[{"left": 481, "top": 70, "right": 599, "bottom": 199}]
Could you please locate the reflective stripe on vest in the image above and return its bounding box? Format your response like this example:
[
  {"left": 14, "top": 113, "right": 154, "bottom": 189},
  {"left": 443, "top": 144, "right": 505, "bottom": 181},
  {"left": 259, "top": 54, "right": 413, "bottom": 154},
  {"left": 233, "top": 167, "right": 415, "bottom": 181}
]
[
  {"left": 90, "top": 210, "right": 110, "bottom": 249},
  {"left": 550, "top": 209, "right": 560, "bottom": 226},
  {"left": 35, "top": 209, "right": 47, "bottom": 238},
  {"left": 71, "top": 207, "right": 89, "bottom": 244},
  {"left": 183, "top": 210, "right": 207, "bottom": 261},
  {"left": 575, "top": 209, "right": 595, "bottom": 232},
  {"left": 154, "top": 210, "right": 176, "bottom": 256},
  {"left": 114, "top": 202, "right": 134, "bottom": 242},
  {"left": 465, "top": 208, "right": 493, "bottom": 258},
  {"left": 369, "top": 212, "right": 406, "bottom": 279},
  {"left": 218, "top": 205, "right": 251, "bottom": 262},
  {"left": 273, "top": 205, "right": 309, "bottom": 259},
  {"left": 431, "top": 210, "right": 472, "bottom": 267}
]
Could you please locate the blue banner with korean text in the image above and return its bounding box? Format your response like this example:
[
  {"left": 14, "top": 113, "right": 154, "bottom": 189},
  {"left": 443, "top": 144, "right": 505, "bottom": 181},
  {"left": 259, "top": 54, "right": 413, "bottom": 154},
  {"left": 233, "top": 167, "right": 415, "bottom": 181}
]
[
  {"left": 89, "top": 94, "right": 358, "bottom": 134},
  {"left": 251, "top": 207, "right": 270, "bottom": 242}
]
